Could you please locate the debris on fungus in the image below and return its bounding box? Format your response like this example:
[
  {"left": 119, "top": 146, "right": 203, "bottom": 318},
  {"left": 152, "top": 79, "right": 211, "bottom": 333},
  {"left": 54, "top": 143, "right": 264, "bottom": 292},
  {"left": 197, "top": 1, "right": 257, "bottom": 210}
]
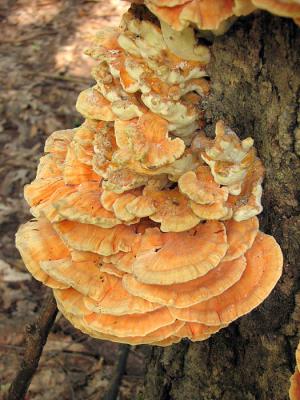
[{"left": 16, "top": 7, "right": 283, "bottom": 346}]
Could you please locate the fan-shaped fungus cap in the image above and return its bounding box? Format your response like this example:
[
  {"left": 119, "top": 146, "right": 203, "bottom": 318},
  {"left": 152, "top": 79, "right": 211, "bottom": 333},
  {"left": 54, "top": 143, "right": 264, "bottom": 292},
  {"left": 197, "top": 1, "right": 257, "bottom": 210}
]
[
  {"left": 29, "top": 182, "right": 75, "bottom": 224},
  {"left": 92, "top": 123, "right": 117, "bottom": 177},
  {"left": 179, "top": 165, "right": 228, "bottom": 205},
  {"left": 123, "top": 50, "right": 206, "bottom": 93},
  {"left": 99, "top": 188, "right": 156, "bottom": 220},
  {"left": 223, "top": 217, "right": 259, "bottom": 261},
  {"left": 171, "top": 232, "right": 283, "bottom": 325},
  {"left": 86, "top": 27, "right": 122, "bottom": 57},
  {"left": 76, "top": 87, "right": 117, "bottom": 121},
  {"left": 54, "top": 220, "right": 138, "bottom": 256},
  {"left": 44, "top": 129, "right": 74, "bottom": 157},
  {"left": 63, "top": 143, "right": 100, "bottom": 185},
  {"left": 197, "top": 121, "right": 264, "bottom": 221},
  {"left": 112, "top": 192, "right": 141, "bottom": 222},
  {"left": 141, "top": 0, "right": 299, "bottom": 33},
  {"left": 118, "top": 12, "right": 167, "bottom": 59},
  {"left": 35, "top": 154, "right": 63, "bottom": 180},
  {"left": 146, "top": 188, "right": 201, "bottom": 232},
  {"left": 145, "top": 0, "right": 237, "bottom": 32},
  {"left": 82, "top": 306, "right": 175, "bottom": 338},
  {"left": 72, "top": 123, "right": 100, "bottom": 166},
  {"left": 41, "top": 251, "right": 119, "bottom": 302},
  {"left": 125, "top": 194, "right": 157, "bottom": 218},
  {"left": 160, "top": 150, "right": 199, "bottom": 181},
  {"left": 92, "top": 64, "right": 125, "bottom": 102},
  {"left": 102, "top": 166, "right": 149, "bottom": 193},
  {"left": 56, "top": 295, "right": 184, "bottom": 345},
  {"left": 179, "top": 165, "right": 232, "bottom": 220},
  {"left": 92, "top": 65, "right": 148, "bottom": 120},
  {"left": 190, "top": 200, "right": 232, "bottom": 221},
  {"left": 24, "top": 177, "right": 65, "bottom": 209},
  {"left": 205, "top": 120, "right": 254, "bottom": 163},
  {"left": 228, "top": 159, "right": 264, "bottom": 221},
  {"left": 202, "top": 120, "right": 256, "bottom": 195},
  {"left": 114, "top": 113, "right": 185, "bottom": 169},
  {"left": 124, "top": 256, "right": 246, "bottom": 307},
  {"left": 141, "top": 91, "right": 200, "bottom": 132},
  {"left": 160, "top": 21, "right": 210, "bottom": 62},
  {"left": 83, "top": 277, "right": 161, "bottom": 316},
  {"left": 15, "top": 219, "right": 70, "bottom": 289},
  {"left": 290, "top": 342, "right": 300, "bottom": 400},
  {"left": 53, "top": 181, "right": 121, "bottom": 228},
  {"left": 119, "top": 11, "right": 208, "bottom": 83},
  {"left": 133, "top": 221, "right": 228, "bottom": 285}
]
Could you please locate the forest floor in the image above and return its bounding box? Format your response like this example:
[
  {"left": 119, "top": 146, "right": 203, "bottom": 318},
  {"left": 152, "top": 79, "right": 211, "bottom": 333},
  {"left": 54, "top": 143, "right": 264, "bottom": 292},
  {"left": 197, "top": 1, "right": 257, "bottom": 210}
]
[{"left": 0, "top": 1, "right": 146, "bottom": 399}]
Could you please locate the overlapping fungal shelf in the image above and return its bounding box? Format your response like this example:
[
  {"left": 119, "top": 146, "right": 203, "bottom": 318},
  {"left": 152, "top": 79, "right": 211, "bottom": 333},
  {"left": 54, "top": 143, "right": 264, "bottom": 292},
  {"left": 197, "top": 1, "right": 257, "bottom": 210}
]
[
  {"left": 136, "top": 0, "right": 300, "bottom": 32},
  {"left": 290, "top": 343, "right": 300, "bottom": 400},
  {"left": 16, "top": 8, "right": 283, "bottom": 346}
]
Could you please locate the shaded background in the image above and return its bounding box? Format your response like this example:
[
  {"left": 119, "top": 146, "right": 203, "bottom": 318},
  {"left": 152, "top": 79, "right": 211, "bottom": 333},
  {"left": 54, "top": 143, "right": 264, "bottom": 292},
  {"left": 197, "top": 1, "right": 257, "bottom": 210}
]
[{"left": 0, "top": 1, "right": 146, "bottom": 398}]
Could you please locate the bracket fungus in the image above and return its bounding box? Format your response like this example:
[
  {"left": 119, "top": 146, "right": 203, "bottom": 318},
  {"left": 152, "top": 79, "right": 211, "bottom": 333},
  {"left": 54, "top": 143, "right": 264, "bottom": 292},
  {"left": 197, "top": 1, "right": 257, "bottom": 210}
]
[
  {"left": 136, "top": 0, "right": 300, "bottom": 33},
  {"left": 290, "top": 342, "right": 300, "bottom": 400},
  {"left": 16, "top": 7, "right": 283, "bottom": 346}
]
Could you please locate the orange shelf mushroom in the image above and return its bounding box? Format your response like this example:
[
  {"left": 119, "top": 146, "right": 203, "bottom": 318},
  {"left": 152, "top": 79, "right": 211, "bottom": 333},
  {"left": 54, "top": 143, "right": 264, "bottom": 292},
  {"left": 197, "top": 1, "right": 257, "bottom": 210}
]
[
  {"left": 290, "top": 342, "right": 300, "bottom": 400},
  {"left": 135, "top": 0, "right": 300, "bottom": 33},
  {"left": 16, "top": 8, "right": 283, "bottom": 346}
]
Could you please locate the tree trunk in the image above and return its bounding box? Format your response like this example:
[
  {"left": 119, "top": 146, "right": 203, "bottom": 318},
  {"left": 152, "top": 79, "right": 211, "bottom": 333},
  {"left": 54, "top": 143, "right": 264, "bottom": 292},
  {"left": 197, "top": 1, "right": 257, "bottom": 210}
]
[{"left": 144, "top": 13, "right": 300, "bottom": 400}]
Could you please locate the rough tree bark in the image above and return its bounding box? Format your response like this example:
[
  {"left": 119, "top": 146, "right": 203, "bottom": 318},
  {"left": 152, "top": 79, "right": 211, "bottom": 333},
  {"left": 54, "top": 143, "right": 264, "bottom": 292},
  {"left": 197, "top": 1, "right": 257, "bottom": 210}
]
[{"left": 144, "top": 13, "right": 300, "bottom": 400}]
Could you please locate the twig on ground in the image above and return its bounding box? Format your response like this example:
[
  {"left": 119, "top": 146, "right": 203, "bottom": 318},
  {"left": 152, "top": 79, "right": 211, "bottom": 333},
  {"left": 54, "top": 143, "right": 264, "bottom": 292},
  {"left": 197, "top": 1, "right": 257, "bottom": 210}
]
[
  {"left": 37, "top": 72, "right": 92, "bottom": 85},
  {"left": 7, "top": 291, "right": 58, "bottom": 400},
  {"left": 102, "top": 344, "right": 130, "bottom": 400},
  {"left": 1, "top": 31, "right": 57, "bottom": 44}
]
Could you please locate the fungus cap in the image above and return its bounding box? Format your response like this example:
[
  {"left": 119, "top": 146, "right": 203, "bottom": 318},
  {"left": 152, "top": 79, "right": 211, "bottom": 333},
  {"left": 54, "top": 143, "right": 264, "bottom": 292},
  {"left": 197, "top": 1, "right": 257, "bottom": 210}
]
[
  {"left": 133, "top": 221, "right": 228, "bottom": 285},
  {"left": 114, "top": 113, "right": 185, "bottom": 169},
  {"left": 223, "top": 217, "right": 259, "bottom": 261},
  {"left": 56, "top": 297, "right": 184, "bottom": 345},
  {"left": 178, "top": 166, "right": 228, "bottom": 205},
  {"left": 83, "top": 307, "right": 175, "bottom": 337},
  {"left": 145, "top": 0, "right": 237, "bottom": 31},
  {"left": 53, "top": 182, "right": 121, "bottom": 228},
  {"left": 83, "top": 277, "right": 161, "bottom": 316},
  {"left": 290, "top": 342, "right": 300, "bottom": 400},
  {"left": 170, "top": 232, "right": 283, "bottom": 325},
  {"left": 63, "top": 144, "right": 100, "bottom": 185},
  {"left": 147, "top": 188, "right": 201, "bottom": 232},
  {"left": 15, "top": 219, "right": 70, "bottom": 289},
  {"left": 54, "top": 220, "right": 138, "bottom": 256},
  {"left": 76, "top": 87, "right": 117, "bottom": 121},
  {"left": 40, "top": 251, "right": 118, "bottom": 302},
  {"left": 124, "top": 256, "right": 246, "bottom": 307}
]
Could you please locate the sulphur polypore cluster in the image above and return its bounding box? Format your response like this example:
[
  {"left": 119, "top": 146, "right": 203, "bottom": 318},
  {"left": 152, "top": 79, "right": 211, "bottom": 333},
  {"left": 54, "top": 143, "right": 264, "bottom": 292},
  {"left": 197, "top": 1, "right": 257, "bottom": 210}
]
[{"left": 16, "top": 9, "right": 283, "bottom": 346}]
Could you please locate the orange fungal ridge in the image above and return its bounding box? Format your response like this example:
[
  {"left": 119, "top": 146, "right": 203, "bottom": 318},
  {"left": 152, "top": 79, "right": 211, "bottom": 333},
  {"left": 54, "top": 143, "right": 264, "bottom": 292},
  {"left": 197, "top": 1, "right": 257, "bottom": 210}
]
[
  {"left": 134, "top": 0, "right": 300, "bottom": 33},
  {"left": 290, "top": 342, "right": 300, "bottom": 400},
  {"left": 16, "top": 9, "right": 283, "bottom": 346}
]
